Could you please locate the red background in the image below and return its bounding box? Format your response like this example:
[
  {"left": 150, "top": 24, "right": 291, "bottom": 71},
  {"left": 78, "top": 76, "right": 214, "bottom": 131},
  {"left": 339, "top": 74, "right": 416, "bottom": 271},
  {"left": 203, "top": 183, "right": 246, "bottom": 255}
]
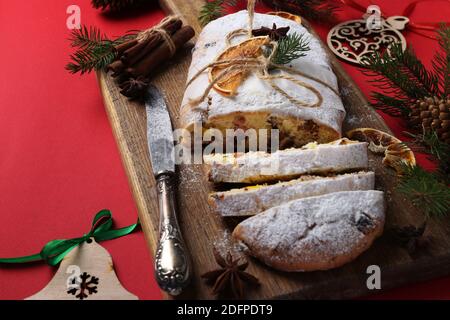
[{"left": 0, "top": 0, "right": 449, "bottom": 300}]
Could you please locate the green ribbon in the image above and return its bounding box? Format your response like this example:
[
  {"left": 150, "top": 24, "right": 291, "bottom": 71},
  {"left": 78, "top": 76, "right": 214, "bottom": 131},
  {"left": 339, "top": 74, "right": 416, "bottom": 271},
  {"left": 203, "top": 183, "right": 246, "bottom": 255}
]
[{"left": 0, "top": 209, "right": 139, "bottom": 266}]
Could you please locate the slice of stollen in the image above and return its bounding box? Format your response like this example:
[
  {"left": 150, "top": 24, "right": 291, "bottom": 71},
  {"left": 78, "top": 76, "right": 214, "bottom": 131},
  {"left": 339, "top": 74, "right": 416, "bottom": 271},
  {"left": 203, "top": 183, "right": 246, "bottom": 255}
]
[
  {"left": 209, "top": 171, "right": 375, "bottom": 217},
  {"left": 233, "top": 190, "right": 385, "bottom": 272},
  {"left": 203, "top": 138, "right": 369, "bottom": 183}
]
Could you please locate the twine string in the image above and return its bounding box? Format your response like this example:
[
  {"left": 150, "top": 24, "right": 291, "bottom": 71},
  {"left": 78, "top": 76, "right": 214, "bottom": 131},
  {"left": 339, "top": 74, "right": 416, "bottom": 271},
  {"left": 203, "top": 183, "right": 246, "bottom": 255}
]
[
  {"left": 225, "top": 29, "right": 248, "bottom": 46},
  {"left": 247, "top": 0, "right": 256, "bottom": 37},
  {"left": 188, "top": 0, "right": 339, "bottom": 110},
  {"left": 136, "top": 15, "right": 179, "bottom": 56}
]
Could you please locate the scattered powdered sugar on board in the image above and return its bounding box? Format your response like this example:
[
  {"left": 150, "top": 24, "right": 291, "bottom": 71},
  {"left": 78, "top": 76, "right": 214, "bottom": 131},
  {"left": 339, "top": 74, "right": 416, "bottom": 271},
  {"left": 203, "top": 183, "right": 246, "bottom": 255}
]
[
  {"left": 340, "top": 85, "right": 353, "bottom": 98},
  {"left": 178, "top": 164, "right": 203, "bottom": 191},
  {"left": 345, "top": 114, "right": 362, "bottom": 127},
  {"left": 214, "top": 230, "right": 248, "bottom": 261}
]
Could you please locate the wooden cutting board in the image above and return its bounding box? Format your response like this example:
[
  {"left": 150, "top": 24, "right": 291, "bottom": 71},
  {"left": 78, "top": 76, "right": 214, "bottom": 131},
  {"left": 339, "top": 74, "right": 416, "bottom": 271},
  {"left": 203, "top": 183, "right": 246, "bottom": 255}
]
[{"left": 97, "top": 0, "right": 450, "bottom": 299}]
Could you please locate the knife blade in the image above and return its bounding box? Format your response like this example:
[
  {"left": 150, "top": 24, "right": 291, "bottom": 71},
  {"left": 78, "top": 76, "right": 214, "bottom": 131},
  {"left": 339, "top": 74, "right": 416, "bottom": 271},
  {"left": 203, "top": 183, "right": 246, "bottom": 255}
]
[
  {"left": 145, "top": 85, "right": 191, "bottom": 296},
  {"left": 145, "top": 85, "right": 175, "bottom": 176}
]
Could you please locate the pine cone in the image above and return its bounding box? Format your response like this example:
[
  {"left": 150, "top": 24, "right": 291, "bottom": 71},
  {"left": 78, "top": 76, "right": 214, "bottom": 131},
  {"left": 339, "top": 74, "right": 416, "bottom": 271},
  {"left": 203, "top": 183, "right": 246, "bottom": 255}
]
[{"left": 409, "top": 97, "right": 450, "bottom": 144}]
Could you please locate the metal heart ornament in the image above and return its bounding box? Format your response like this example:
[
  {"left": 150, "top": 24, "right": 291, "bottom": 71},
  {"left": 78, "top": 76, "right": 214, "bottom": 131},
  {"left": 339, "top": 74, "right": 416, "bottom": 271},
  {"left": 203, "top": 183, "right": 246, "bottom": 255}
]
[{"left": 327, "top": 13, "right": 408, "bottom": 66}]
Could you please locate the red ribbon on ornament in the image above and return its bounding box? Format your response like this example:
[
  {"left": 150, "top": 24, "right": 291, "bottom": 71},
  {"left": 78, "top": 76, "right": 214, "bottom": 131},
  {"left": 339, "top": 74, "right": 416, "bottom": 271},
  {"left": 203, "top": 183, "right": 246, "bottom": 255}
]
[{"left": 339, "top": 0, "right": 450, "bottom": 39}]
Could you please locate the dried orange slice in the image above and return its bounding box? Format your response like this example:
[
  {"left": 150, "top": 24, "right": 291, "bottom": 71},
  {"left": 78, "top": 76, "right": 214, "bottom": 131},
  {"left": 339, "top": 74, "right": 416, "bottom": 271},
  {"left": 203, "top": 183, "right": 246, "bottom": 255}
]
[
  {"left": 209, "top": 36, "right": 270, "bottom": 96},
  {"left": 347, "top": 128, "right": 416, "bottom": 174},
  {"left": 267, "top": 11, "right": 302, "bottom": 24}
]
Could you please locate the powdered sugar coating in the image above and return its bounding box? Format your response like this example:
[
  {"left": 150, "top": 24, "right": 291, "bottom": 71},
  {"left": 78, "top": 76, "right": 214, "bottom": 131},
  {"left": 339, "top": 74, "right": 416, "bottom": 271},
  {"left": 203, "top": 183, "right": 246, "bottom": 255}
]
[
  {"left": 204, "top": 139, "right": 369, "bottom": 183},
  {"left": 209, "top": 171, "right": 375, "bottom": 216},
  {"left": 180, "top": 11, "right": 345, "bottom": 134},
  {"left": 233, "top": 190, "right": 385, "bottom": 272}
]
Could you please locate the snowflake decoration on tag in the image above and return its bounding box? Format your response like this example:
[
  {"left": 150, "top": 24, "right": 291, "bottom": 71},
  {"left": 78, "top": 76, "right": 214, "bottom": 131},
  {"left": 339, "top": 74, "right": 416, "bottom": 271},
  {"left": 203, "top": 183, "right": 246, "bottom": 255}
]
[{"left": 67, "top": 272, "right": 99, "bottom": 300}]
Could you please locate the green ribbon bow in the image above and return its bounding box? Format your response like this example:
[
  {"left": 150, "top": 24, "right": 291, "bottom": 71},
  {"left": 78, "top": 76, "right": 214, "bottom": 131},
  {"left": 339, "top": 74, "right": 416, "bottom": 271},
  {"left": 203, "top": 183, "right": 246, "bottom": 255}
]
[{"left": 0, "top": 209, "right": 139, "bottom": 266}]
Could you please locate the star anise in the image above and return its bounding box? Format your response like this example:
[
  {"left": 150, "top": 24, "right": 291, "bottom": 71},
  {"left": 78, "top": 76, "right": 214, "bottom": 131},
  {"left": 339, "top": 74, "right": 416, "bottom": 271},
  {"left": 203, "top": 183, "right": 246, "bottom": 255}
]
[
  {"left": 389, "top": 222, "right": 428, "bottom": 254},
  {"left": 119, "top": 76, "right": 149, "bottom": 99},
  {"left": 252, "top": 23, "right": 290, "bottom": 41},
  {"left": 202, "top": 249, "right": 259, "bottom": 299}
]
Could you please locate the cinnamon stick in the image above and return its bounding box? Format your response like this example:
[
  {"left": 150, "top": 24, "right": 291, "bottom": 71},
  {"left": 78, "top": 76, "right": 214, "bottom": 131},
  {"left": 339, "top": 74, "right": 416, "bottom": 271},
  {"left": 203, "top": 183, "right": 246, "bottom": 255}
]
[
  {"left": 114, "top": 39, "right": 138, "bottom": 55},
  {"left": 121, "top": 19, "right": 183, "bottom": 66},
  {"left": 108, "top": 60, "right": 126, "bottom": 74},
  {"left": 126, "top": 25, "right": 195, "bottom": 78},
  {"left": 121, "top": 35, "right": 161, "bottom": 66}
]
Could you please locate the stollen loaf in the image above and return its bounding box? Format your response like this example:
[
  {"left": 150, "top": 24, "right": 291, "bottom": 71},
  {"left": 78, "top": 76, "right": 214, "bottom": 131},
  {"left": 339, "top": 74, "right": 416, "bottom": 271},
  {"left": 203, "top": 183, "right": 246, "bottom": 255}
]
[
  {"left": 233, "top": 190, "right": 385, "bottom": 272},
  {"left": 180, "top": 10, "right": 345, "bottom": 147}
]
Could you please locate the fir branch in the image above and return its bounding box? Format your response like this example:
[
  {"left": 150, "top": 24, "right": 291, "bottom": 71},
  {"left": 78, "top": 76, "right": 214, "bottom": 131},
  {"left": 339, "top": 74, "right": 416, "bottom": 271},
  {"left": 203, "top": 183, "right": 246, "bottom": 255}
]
[
  {"left": 271, "top": 32, "right": 310, "bottom": 65},
  {"left": 91, "top": 0, "right": 147, "bottom": 11},
  {"left": 363, "top": 44, "right": 438, "bottom": 102},
  {"left": 363, "top": 43, "right": 441, "bottom": 116},
  {"left": 397, "top": 165, "right": 450, "bottom": 218},
  {"left": 390, "top": 44, "right": 440, "bottom": 97},
  {"left": 407, "top": 130, "right": 450, "bottom": 183},
  {"left": 66, "top": 26, "right": 137, "bottom": 74},
  {"left": 198, "top": 0, "right": 237, "bottom": 26},
  {"left": 69, "top": 25, "right": 112, "bottom": 49},
  {"left": 67, "top": 48, "right": 116, "bottom": 75},
  {"left": 262, "top": 0, "right": 340, "bottom": 24},
  {"left": 292, "top": 0, "right": 339, "bottom": 22},
  {"left": 433, "top": 24, "right": 450, "bottom": 97},
  {"left": 372, "top": 92, "right": 410, "bottom": 117},
  {"left": 419, "top": 130, "right": 450, "bottom": 164}
]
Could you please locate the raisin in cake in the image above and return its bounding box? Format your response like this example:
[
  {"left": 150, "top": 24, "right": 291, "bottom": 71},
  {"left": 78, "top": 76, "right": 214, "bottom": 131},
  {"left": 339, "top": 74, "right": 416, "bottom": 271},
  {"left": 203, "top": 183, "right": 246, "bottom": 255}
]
[
  {"left": 233, "top": 190, "right": 385, "bottom": 272},
  {"left": 204, "top": 138, "right": 369, "bottom": 183},
  {"left": 209, "top": 171, "right": 375, "bottom": 216},
  {"left": 180, "top": 11, "right": 345, "bottom": 147}
]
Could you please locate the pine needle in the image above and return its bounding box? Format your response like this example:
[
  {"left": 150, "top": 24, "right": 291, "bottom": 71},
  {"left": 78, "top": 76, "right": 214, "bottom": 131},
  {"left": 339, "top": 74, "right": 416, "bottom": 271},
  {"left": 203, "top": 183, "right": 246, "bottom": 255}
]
[
  {"left": 397, "top": 165, "right": 450, "bottom": 218},
  {"left": 271, "top": 32, "right": 310, "bottom": 65},
  {"left": 372, "top": 92, "right": 410, "bottom": 117},
  {"left": 362, "top": 24, "right": 450, "bottom": 114},
  {"left": 91, "top": 0, "right": 146, "bottom": 11},
  {"left": 433, "top": 24, "right": 450, "bottom": 97},
  {"left": 276, "top": 0, "right": 340, "bottom": 23},
  {"left": 66, "top": 26, "right": 137, "bottom": 74},
  {"left": 419, "top": 130, "right": 450, "bottom": 163},
  {"left": 407, "top": 130, "right": 450, "bottom": 183},
  {"left": 363, "top": 43, "right": 439, "bottom": 113},
  {"left": 391, "top": 44, "right": 440, "bottom": 96},
  {"left": 198, "top": 0, "right": 237, "bottom": 26}
]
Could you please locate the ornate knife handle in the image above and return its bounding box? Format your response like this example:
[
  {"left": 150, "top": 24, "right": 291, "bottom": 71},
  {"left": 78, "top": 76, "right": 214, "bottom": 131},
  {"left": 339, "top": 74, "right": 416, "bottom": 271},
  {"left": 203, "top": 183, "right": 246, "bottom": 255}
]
[{"left": 154, "top": 172, "right": 191, "bottom": 296}]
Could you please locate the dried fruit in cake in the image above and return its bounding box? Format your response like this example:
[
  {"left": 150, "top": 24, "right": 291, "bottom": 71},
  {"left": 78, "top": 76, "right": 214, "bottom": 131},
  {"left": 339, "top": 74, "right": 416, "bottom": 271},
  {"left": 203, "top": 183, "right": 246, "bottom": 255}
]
[
  {"left": 347, "top": 128, "right": 416, "bottom": 174},
  {"left": 209, "top": 172, "right": 375, "bottom": 216},
  {"left": 181, "top": 11, "right": 345, "bottom": 148},
  {"left": 204, "top": 138, "right": 369, "bottom": 183},
  {"left": 232, "top": 190, "right": 385, "bottom": 272}
]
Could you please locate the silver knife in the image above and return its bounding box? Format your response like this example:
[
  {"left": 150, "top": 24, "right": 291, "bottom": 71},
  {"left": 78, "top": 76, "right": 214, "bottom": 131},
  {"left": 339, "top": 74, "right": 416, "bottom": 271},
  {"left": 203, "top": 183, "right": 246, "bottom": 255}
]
[{"left": 145, "top": 85, "right": 191, "bottom": 296}]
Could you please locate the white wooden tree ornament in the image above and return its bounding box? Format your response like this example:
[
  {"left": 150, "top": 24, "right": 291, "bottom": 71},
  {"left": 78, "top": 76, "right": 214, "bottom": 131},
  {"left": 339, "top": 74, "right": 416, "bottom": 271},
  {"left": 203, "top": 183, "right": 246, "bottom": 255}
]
[{"left": 26, "top": 239, "right": 138, "bottom": 300}]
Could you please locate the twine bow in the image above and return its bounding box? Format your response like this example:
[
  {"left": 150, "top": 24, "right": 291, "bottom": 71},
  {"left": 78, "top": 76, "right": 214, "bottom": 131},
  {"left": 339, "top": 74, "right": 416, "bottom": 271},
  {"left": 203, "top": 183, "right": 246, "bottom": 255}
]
[
  {"left": 187, "top": 0, "right": 339, "bottom": 110},
  {"left": 0, "top": 210, "right": 139, "bottom": 266},
  {"left": 136, "top": 15, "right": 180, "bottom": 56}
]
